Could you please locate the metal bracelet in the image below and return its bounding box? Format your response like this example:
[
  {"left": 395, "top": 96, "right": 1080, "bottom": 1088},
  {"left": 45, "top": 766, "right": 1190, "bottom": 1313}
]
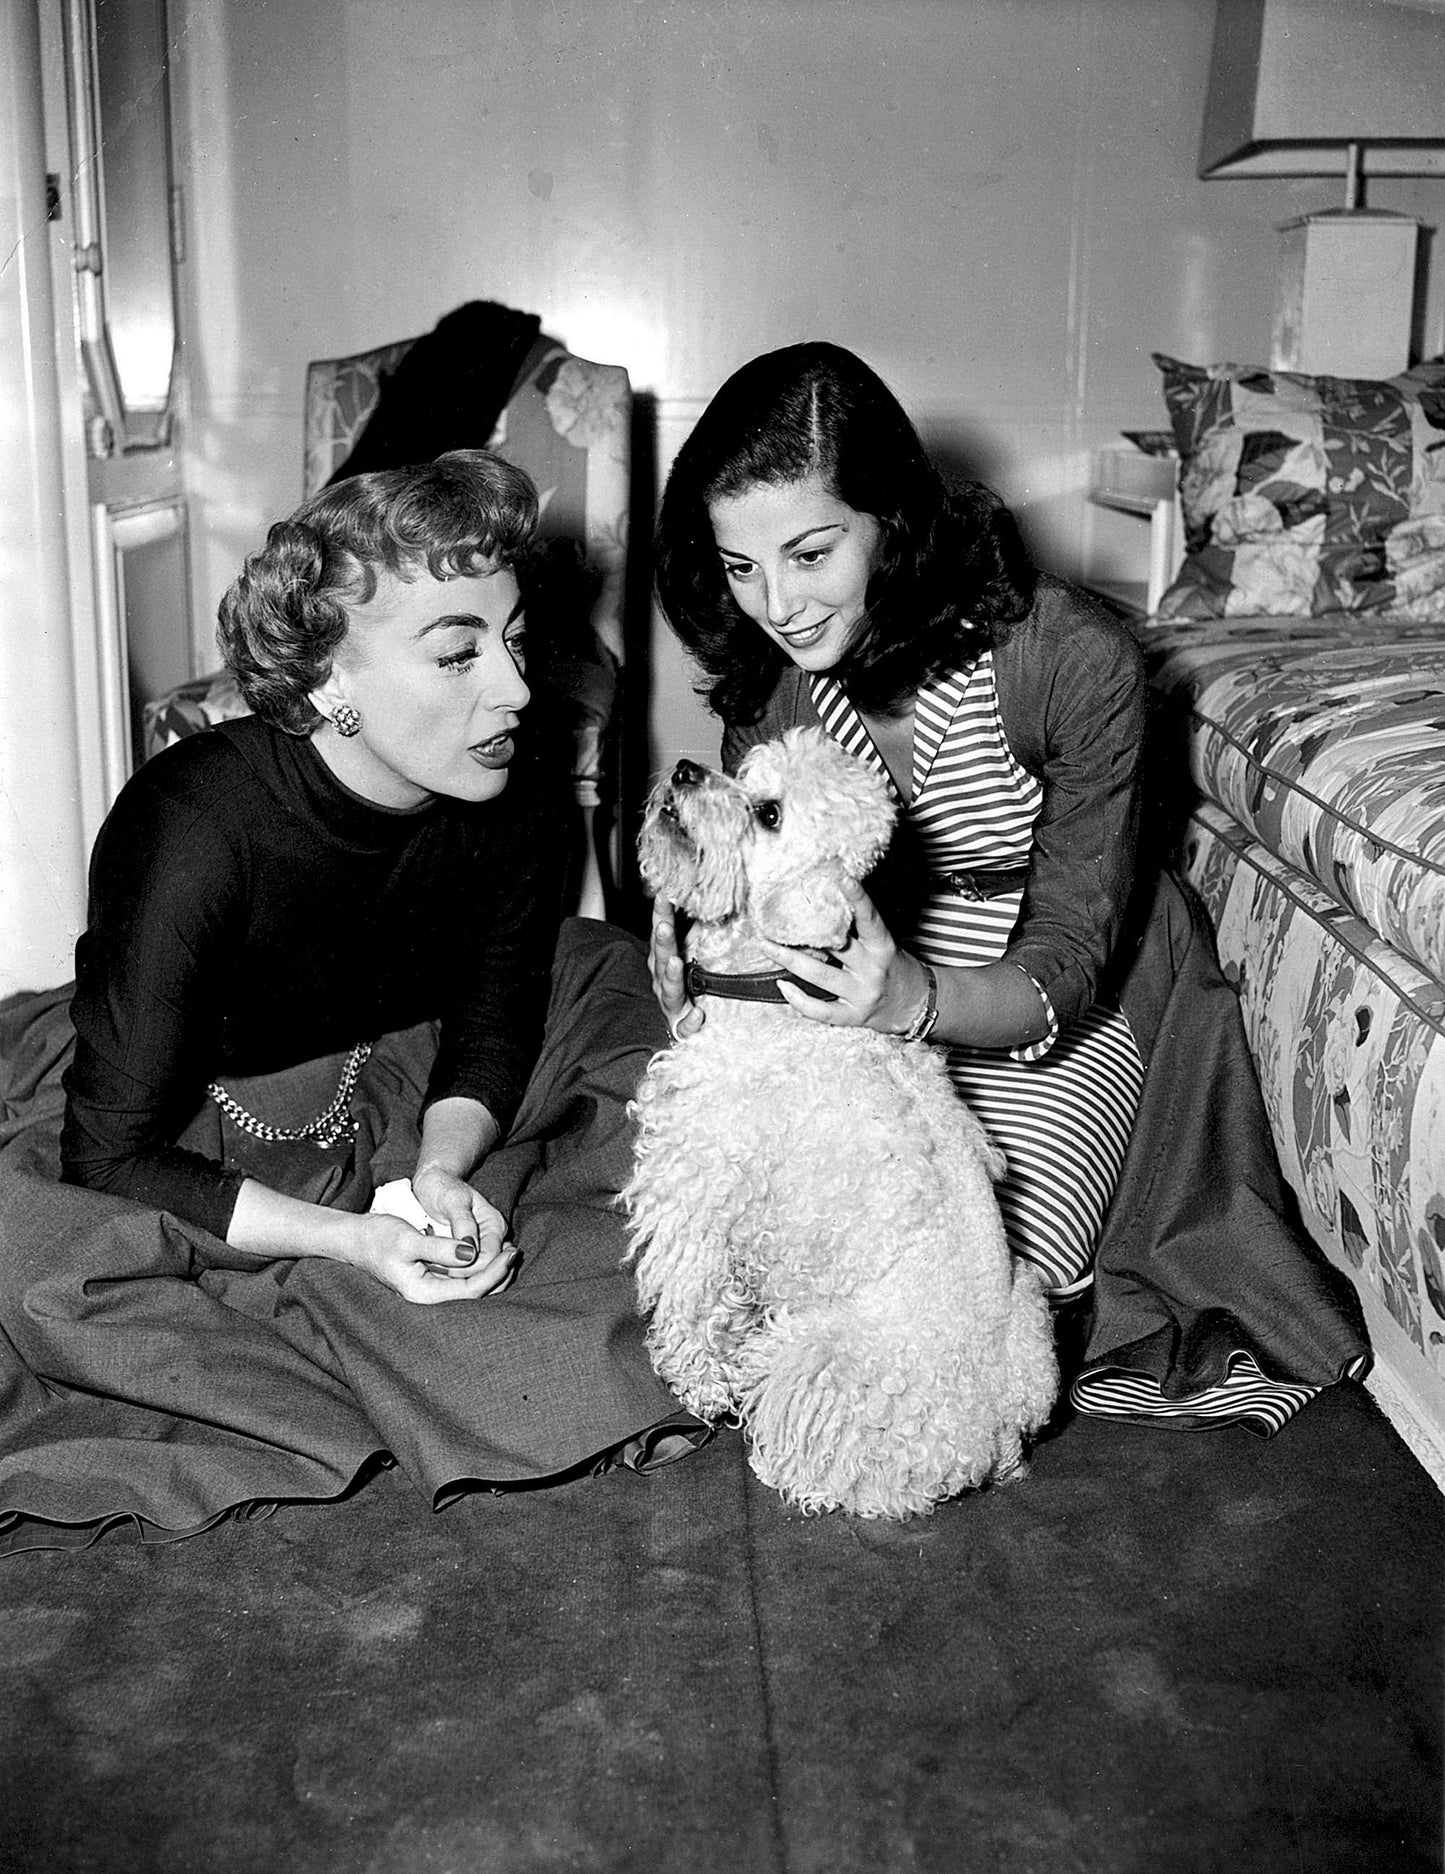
[{"left": 899, "top": 961, "right": 940, "bottom": 1044}]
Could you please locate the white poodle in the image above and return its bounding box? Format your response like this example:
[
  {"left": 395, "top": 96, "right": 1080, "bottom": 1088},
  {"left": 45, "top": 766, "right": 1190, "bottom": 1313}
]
[{"left": 622, "top": 727, "right": 1058, "bottom": 1519}]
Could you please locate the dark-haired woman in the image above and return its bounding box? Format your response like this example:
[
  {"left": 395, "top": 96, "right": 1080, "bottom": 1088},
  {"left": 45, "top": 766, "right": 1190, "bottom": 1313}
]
[
  {"left": 651, "top": 343, "right": 1369, "bottom": 1434},
  {"left": 0, "top": 449, "right": 700, "bottom": 1553}
]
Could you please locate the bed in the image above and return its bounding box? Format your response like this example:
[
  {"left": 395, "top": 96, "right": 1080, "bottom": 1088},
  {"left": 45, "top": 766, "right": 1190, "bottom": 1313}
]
[{"left": 1131, "top": 350, "right": 1445, "bottom": 1477}]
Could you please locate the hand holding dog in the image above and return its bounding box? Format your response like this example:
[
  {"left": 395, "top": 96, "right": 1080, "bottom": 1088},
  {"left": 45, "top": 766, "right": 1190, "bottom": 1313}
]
[
  {"left": 761, "top": 880, "right": 931, "bottom": 1034},
  {"left": 765, "top": 885, "right": 1053, "bottom": 1051},
  {"left": 650, "top": 896, "right": 706, "bottom": 1038}
]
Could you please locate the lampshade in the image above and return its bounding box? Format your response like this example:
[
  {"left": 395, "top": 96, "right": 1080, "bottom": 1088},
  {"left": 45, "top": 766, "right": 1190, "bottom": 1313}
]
[{"left": 1199, "top": 0, "right": 1445, "bottom": 184}]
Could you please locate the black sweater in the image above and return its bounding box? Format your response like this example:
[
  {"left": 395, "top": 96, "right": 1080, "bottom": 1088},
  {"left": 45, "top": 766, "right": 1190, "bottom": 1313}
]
[{"left": 61, "top": 714, "right": 567, "bottom": 1239}]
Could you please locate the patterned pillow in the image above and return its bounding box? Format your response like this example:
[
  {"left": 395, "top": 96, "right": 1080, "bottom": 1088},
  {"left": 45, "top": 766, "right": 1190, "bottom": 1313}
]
[{"left": 1153, "top": 352, "right": 1445, "bottom": 620}]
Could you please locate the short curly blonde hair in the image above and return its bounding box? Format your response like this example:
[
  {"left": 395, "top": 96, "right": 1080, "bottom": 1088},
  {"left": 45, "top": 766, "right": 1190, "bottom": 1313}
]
[{"left": 217, "top": 449, "right": 539, "bottom": 734}]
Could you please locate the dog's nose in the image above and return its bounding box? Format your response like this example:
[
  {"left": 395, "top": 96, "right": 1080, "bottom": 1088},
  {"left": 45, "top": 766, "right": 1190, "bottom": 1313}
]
[{"left": 672, "top": 758, "right": 708, "bottom": 789}]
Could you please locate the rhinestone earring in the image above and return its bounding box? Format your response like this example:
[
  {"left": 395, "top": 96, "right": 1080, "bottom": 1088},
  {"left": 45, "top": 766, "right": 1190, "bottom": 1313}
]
[{"left": 332, "top": 703, "right": 362, "bottom": 738}]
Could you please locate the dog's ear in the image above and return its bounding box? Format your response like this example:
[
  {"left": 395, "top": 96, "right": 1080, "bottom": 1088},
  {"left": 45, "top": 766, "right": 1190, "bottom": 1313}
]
[
  {"left": 815, "top": 742, "right": 895, "bottom": 878},
  {"left": 770, "top": 728, "right": 895, "bottom": 879},
  {"left": 752, "top": 857, "right": 856, "bottom": 948},
  {"left": 638, "top": 812, "right": 747, "bottom": 921}
]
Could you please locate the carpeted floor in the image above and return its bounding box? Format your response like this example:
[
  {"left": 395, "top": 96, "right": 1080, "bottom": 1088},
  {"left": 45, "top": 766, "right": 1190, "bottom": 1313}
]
[{"left": 0, "top": 1369, "right": 1439, "bottom": 1874}]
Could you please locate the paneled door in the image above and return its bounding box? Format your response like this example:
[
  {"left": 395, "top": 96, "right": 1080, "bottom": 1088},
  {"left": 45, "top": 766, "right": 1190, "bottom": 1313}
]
[{"left": 57, "top": 0, "right": 191, "bottom": 829}]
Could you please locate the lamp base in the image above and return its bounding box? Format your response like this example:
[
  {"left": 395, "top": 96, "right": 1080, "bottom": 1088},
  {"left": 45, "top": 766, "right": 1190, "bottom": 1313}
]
[{"left": 1272, "top": 210, "right": 1420, "bottom": 379}]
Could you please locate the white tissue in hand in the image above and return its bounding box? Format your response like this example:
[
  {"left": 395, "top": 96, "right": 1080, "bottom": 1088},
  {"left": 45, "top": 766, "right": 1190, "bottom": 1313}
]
[{"left": 370, "top": 1178, "right": 446, "bottom": 1235}]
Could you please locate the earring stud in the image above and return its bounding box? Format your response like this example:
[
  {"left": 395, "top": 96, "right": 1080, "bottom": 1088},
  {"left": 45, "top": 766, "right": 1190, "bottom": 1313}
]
[{"left": 332, "top": 703, "right": 362, "bottom": 738}]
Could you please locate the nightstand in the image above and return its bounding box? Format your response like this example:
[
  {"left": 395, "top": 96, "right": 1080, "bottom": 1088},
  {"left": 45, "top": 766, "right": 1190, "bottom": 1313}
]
[{"left": 1088, "top": 445, "right": 1183, "bottom": 617}]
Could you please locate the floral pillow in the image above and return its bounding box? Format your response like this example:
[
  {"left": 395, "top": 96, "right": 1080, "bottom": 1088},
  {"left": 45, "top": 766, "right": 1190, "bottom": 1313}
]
[{"left": 1153, "top": 352, "right": 1445, "bottom": 620}]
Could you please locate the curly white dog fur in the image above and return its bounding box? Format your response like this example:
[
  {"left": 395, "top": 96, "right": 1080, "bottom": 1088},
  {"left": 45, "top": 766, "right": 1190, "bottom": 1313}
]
[{"left": 622, "top": 728, "right": 1058, "bottom": 1519}]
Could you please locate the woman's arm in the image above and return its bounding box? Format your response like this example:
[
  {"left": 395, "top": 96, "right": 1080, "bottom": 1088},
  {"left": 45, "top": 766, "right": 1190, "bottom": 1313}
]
[
  {"left": 226, "top": 1175, "right": 513, "bottom": 1303},
  {"left": 742, "top": 587, "right": 1146, "bottom": 1050},
  {"left": 422, "top": 782, "right": 565, "bottom": 1134},
  {"left": 760, "top": 881, "right": 1053, "bottom": 1050},
  {"left": 411, "top": 1094, "right": 513, "bottom": 1266},
  {"left": 61, "top": 769, "right": 253, "bottom": 1237},
  {"left": 661, "top": 676, "right": 1048, "bottom": 1050},
  {"left": 227, "top": 1093, "right": 517, "bottom": 1302},
  {"left": 992, "top": 582, "right": 1148, "bottom": 1029}
]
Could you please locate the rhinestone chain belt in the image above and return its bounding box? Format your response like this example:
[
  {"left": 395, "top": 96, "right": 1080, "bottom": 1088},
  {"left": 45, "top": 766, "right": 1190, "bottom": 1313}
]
[{"left": 205, "top": 1041, "right": 374, "bottom": 1149}]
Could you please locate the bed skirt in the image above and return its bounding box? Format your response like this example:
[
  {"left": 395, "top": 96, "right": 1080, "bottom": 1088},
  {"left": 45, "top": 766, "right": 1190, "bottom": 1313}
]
[{"left": 0, "top": 920, "right": 708, "bottom": 1556}]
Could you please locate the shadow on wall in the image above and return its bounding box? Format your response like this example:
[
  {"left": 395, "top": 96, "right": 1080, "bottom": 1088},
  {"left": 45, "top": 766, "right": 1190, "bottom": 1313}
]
[
  {"left": 930, "top": 435, "right": 1061, "bottom": 585},
  {"left": 614, "top": 387, "right": 659, "bottom": 933},
  {"left": 1413, "top": 226, "right": 1436, "bottom": 358}
]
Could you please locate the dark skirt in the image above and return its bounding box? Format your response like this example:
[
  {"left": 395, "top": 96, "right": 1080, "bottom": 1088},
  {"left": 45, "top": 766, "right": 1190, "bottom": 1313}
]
[
  {"left": 0, "top": 920, "right": 707, "bottom": 1556},
  {"left": 1075, "top": 870, "right": 1371, "bottom": 1426}
]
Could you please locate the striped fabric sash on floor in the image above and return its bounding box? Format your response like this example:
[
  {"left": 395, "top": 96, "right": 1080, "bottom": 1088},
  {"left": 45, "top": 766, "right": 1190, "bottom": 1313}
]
[{"left": 1069, "top": 1351, "right": 1372, "bottom": 1438}]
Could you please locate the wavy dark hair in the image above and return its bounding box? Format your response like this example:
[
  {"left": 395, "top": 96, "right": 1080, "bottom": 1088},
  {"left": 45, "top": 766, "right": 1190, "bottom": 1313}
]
[
  {"left": 654, "top": 342, "right": 1036, "bottom": 723},
  {"left": 217, "top": 449, "right": 539, "bottom": 734}
]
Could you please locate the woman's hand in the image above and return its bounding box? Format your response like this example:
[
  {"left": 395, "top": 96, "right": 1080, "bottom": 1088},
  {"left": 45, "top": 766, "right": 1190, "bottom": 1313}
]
[
  {"left": 761, "top": 880, "right": 931, "bottom": 1034},
  {"left": 401, "top": 1096, "right": 516, "bottom": 1298},
  {"left": 760, "top": 880, "right": 1053, "bottom": 1049},
  {"left": 411, "top": 1163, "right": 510, "bottom": 1263},
  {"left": 351, "top": 1210, "right": 517, "bottom": 1305},
  {"left": 650, "top": 896, "right": 704, "bottom": 1039},
  {"left": 227, "top": 1176, "right": 515, "bottom": 1304}
]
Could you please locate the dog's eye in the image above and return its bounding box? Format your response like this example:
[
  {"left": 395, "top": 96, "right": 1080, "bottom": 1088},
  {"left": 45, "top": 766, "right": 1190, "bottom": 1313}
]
[{"left": 753, "top": 800, "right": 783, "bottom": 831}]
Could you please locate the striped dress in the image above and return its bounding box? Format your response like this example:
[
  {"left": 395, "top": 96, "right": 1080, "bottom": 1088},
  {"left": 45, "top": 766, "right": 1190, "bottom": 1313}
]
[
  {"left": 813, "top": 658, "right": 1348, "bottom": 1434},
  {"left": 811, "top": 657, "right": 1144, "bottom": 1300}
]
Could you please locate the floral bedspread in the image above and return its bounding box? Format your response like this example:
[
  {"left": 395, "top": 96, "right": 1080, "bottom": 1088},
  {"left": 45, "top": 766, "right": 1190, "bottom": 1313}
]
[
  {"left": 1140, "top": 611, "right": 1445, "bottom": 1388},
  {"left": 1184, "top": 803, "right": 1445, "bottom": 1384},
  {"left": 1140, "top": 613, "right": 1445, "bottom": 985}
]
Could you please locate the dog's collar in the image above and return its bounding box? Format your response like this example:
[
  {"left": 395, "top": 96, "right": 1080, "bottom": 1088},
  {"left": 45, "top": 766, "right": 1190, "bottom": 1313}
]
[{"left": 684, "top": 961, "right": 837, "bottom": 1005}]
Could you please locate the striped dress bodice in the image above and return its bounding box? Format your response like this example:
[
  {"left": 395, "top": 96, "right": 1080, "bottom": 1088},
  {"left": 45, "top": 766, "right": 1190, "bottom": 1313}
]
[
  {"left": 808, "top": 655, "right": 1143, "bottom": 1298},
  {"left": 812, "top": 655, "right": 1038, "bottom": 970}
]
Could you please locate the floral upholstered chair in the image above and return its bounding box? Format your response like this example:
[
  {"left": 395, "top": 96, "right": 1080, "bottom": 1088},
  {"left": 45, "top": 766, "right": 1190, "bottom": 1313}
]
[{"left": 144, "top": 323, "right": 632, "bottom": 919}]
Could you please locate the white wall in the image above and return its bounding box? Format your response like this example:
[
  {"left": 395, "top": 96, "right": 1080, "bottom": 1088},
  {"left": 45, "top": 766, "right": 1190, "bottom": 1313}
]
[{"left": 171, "top": 0, "right": 1445, "bottom": 779}]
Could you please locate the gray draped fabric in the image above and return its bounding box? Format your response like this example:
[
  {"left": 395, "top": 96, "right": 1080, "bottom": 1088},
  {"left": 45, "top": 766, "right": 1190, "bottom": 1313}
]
[{"left": 0, "top": 921, "right": 707, "bottom": 1555}]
